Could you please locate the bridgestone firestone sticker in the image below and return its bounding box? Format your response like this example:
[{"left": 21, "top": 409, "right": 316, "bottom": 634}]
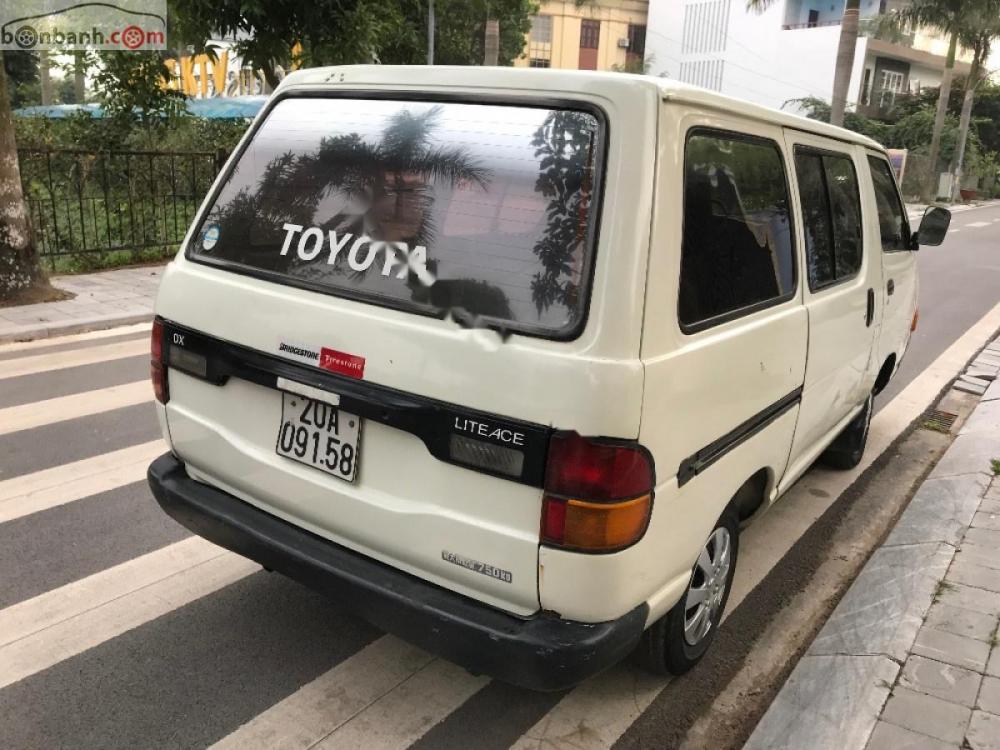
[{"left": 280, "top": 223, "right": 436, "bottom": 287}]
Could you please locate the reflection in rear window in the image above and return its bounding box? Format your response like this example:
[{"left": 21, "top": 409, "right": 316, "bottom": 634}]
[{"left": 189, "top": 97, "right": 603, "bottom": 337}]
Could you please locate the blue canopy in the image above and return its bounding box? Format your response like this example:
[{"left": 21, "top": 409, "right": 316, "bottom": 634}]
[{"left": 15, "top": 96, "right": 268, "bottom": 119}]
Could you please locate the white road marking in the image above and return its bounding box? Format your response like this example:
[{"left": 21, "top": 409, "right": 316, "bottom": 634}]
[
  {"left": 0, "top": 440, "right": 164, "bottom": 523},
  {"left": 0, "top": 537, "right": 222, "bottom": 649},
  {"left": 964, "top": 221, "right": 991, "bottom": 228},
  {"left": 212, "top": 637, "right": 435, "bottom": 750},
  {"left": 0, "top": 546, "right": 255, "bottom": 690},
  {"left": 0, "top": 338, "right": 149, "bottom": 380},
  {"left": 0, "top": 380, "right": 150, "bottom": 436},
  {"left": 312, "top": 658, "right": 489, "bottom": 750},
  {"left": 507, "top": 300, "right": 1000, "bottom": 749},
  {"left": 0, "top": 322, "right": 149, "bottom": 354}
]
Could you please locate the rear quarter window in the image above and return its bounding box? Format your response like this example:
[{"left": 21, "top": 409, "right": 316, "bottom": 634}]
[
  {"left": 679, "top": 129, "right": 797, "bottom": 331},
  {"left": 187, "top": 96, "right": 605, "bottom": 339}
]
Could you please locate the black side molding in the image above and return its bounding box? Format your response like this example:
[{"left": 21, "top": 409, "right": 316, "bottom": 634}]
[{"left": 677, "top": 387, "right": 803, "bottom": 487}]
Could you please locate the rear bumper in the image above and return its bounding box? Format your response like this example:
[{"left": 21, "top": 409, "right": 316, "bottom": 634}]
[{"left": 147, "top": 453, "right": 647, "bottom": 691}]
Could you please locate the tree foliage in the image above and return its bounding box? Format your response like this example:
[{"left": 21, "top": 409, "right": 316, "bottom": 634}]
[{"left": 170, "top": 0, "right": 536, "bottom": 88}]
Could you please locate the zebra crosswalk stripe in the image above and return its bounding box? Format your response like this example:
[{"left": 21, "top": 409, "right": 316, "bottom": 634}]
[
  {"left": 212, "top": 636, "right": 435, "bottom": 750},
  {"left": 0, "top": 440, "right": 164, "bottom": 524},
  {"left": 0, "top": 380, "right": 150, "bottom": 436},
  {"left": 0, "top": 547, "right": 256, "bottom": 690},
  {"left": 0, "top": 338, "right": 148, "bottom": 380}
]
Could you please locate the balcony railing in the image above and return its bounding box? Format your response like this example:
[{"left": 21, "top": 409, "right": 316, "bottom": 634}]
[{"left": 781, "top": 19, "right": 841, "bottom": 30}]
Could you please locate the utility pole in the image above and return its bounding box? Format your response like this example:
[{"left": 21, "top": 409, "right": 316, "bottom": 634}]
[
  {"left": 427, "top": 0, "right": 435, "bottom": 65},
  {"left": 484, "top": 19, "right": 499, "bottom": 66},
  {"left": 73, "top": 51, "right": 85, "bottom": 104},
  {"left": 39, "top": 51, "right": 52, "bottom": 106}
]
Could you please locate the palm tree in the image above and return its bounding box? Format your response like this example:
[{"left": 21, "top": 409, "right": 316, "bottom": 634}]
[
  {"left": 0, "top": 51, "right": 43, "bottom": 302},
  {"left": 748, "top": 0, "right": 862, "bottom": 128},
  {"left": 949, "top": 0, "right": 1000, "bottom": 200},
  {"left": 885, "top": 0, "right": 972, "bottom": 202}
]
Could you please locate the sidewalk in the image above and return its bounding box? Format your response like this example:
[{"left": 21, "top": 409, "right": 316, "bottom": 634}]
[
  {"left": 906, "top": 198, "right": 1000, "bottom": 223},
  {"left": 747, "top": 338, "right": 1000, "bottom": 750},
  {"left": 0, "top": 265, "right": 162, "bottom": 344}
]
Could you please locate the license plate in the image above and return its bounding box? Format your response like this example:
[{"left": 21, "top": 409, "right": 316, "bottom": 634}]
[{"left": 276, "top": 392, "right": 361, "bottom": 482}]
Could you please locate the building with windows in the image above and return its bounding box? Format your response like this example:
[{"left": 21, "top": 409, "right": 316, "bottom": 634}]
[
  {"left": 646, "top": 0, "right": 974, "bottom": 116},
  {"left": 514, "top": 1, "right": 649, "bottom": 72}
]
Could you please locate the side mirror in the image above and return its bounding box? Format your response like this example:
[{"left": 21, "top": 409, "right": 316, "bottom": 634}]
[{"left": 914, "top": 206, "right": 951, "bottom": 248}]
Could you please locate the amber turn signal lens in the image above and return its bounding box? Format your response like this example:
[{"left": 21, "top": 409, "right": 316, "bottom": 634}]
[{"left": 542, "top": 494, "right": 652, "bottom": 552}]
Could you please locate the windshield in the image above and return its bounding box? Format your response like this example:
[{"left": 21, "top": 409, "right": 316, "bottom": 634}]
[{"left": 188, "top": 96, "right": 604, "bottom": 338}]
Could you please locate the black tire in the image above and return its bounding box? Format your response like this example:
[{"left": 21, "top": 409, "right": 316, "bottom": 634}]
[
  {"left": 634, "top": 506, "right": 740, "bottom": 676},
  {"left": 821, "top": 393, "right": 873, "bottom": 470}
]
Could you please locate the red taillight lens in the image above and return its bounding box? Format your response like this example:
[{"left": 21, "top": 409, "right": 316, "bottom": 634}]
[
  {"left": 151, "top": 318, "right": 168, "bottom": 404},
  {"left": 541, "top": 433, "right": 654, "bottom": 552},
  {"left": 544, "top": 432, "right": 653, "bottom": 500}
]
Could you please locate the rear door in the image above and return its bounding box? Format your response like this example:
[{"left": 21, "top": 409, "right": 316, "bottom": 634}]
[
  {"left": 154, "top": 89, "right": 656, "bottom": 616},
  {"left": 783, "top": 134, "right": 881, "bottom": 477}
]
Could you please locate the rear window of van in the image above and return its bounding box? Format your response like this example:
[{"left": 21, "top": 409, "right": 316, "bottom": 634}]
[{"left": 188, "top": 97, "right": 604, "bottom": 339}]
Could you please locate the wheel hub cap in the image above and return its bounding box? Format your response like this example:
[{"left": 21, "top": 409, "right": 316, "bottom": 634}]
[{"left": 683, "top": 527, "right": 731, "bottom": 646}]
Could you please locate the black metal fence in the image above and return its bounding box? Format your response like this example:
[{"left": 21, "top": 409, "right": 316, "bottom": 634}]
[{"left": 17, "top": 148, "right": 225, "bottom": 270}]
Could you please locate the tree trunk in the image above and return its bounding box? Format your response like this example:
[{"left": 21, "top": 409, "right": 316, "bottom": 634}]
[
  {"left": 949, "top": 42, "right": 984, "bottom": 202},
  {"left": 484, "top": 19, "right": 499, "bottom": 66},
  {"left": 923, "top": 30, "right": 958, "bottom": 203},
  {"left": 261, "top": 63, "right": 280, "bottom": 93},
  {"left": 39, "top": 51, "right": 52, "bottom": 106},
  {"left": 427, "top": 0, "right": 435, "bottom": 65},
  {"left": 74, "top": 51, "right": 86, "bottom": 104},
  {"left": 0, "top": 51, "right": 43, "bottom": 301},
  {"left": 829, "top": 0, "right": 861, "bottom": 127}
]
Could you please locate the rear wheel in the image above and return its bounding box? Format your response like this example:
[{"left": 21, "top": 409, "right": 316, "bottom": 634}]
[
  {"left": 635, "top": 507, "right": 739, "bottom": 675},
  {"left": 821, "top": 393, "right": 873, "bottom": 470}
]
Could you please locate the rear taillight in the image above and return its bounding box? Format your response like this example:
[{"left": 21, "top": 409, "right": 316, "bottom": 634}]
[
  {"left": 151, "top": 317, "right": 169, "bottom": 404},
  {"left": 541, "top": 433, "right": 653, "bottom": 553}
]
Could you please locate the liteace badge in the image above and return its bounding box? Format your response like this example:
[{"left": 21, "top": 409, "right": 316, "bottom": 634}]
[{"left": 441, "top": 550, "right": 512, "bottom": 584}]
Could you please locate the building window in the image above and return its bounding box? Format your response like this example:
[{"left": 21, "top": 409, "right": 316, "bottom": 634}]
[
  {"left": 580, "top": 20, "right": 600, "bottom": 49},
  {"left": 878, "top": 69, "right": 904, "bottom": 108},
  {"left": 679, "top": 130, "right": 796, "bottom": 330},
  {"left": 627, "top": 24, "right": 646, "bottom": 63},
  {"left": 528, "top": 15, "right": 552, "bottom": 68}
]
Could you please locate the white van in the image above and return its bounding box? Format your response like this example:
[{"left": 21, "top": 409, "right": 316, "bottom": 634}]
[{"left": 147, "top": 66, "right": 950, "bottom": 691}]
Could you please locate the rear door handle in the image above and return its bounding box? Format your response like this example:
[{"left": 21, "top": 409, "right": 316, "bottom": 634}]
[
  {"left": 866, "top": 288, "right": 875, "bottom": 327},
  {"left": 887, "top": 279, "right": 895, "bottom": 296}
]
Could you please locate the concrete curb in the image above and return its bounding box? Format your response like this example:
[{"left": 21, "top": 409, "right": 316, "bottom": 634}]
[
  {"left": 0, "top": 312, "right": 152, "bottom": 345},
  {"left": 745, "top": 362, "right": 999, "bottom": 749}
]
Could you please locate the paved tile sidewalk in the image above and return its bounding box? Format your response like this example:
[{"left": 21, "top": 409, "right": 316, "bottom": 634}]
[
  {"left": 0, "top": 265, "right": 163, "bottom": 343},
  {"left": 747, "top": 342, "right": 1000, "bottom": 750}
]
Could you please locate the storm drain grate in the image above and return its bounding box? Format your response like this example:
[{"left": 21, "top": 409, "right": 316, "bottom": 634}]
[{"left": 923, "top": 409, "right": 958, "bottom": 434}]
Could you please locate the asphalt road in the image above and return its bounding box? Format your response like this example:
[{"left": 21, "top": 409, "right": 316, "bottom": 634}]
[{"left": 0, "top": 205, "right": 997, "bottom": 750}]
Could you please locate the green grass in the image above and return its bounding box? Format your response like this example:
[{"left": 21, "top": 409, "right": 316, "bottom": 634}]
[
  {"left": 47, "top": 246, "right": 176, "bottom": 275},
  {"left": 922, "top": 418, "right": 952, "bottom": 434},
  {"left": 991, "top": 458, "right": 1000, "bottom": 476},
  {"left": 933, "top": 580, "right": 956, "bottom": 603}
]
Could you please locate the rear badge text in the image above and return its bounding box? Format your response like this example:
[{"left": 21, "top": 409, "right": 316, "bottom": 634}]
[{"left": 442, "top": 550, "right": 513, "bottom": 584}]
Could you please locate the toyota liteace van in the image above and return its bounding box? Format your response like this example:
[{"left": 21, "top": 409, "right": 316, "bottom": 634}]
[{"left": 147, "top": 66, "right": 950, "bottom": 691}]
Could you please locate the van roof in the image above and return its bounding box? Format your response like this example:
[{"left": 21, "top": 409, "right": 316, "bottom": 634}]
[{"left": 277, "top": 65, "right": 885, "bottom": 151}]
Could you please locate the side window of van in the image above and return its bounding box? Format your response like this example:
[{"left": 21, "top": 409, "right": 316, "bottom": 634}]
[
  {"left": 868, "top": 156, "right": 911, "bottom": 252},
  {"left": 794, "top": 149, "right": 863, "bottom": 291},
  {"left": 679, "top": 130, "right": 796, "bottom": 330}
]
